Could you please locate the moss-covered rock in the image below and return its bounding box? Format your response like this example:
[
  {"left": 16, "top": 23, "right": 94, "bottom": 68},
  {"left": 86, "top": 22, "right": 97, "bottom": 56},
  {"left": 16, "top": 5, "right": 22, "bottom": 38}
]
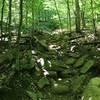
[
  {"left": 80, "top": 60, "right": 95, "bottom": 73},
  {"left": 73, "top": 55, "right": 88, "bottom": 68},
  {"left": 52, "top": 83, "right": 69, "bottom": 94},
  {"left": 51, "top": 79, "right": 70, "bottom": 94},
  {"left": 82, "top": 77, "right": 100, "bottom": 100},
  {"left": 66, "top": 57, "right": 76, "bottom": 65}
]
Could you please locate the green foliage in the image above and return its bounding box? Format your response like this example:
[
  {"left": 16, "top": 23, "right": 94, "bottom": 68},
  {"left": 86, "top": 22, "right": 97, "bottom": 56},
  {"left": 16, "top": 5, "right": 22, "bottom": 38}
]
[
  {"left": 66, "top": 57, "right": 76, "bottom": 65},
  {"left": 46, "top": 71, "right": 57, "bottom": 78},
  {"left": 0, "top": 44, "right": 99, "bottom": 100},
  {"left": 80, "top": 60, "right": 95, "bottom": 73},
  {"left": 26, "top": 91, "right": 37, "bottom": 100},
  {"left": 74, "top": 55, "right": 88, "bottom": 68},
  {"left": 82, "top": 77, "right": 100, "bottom": 100},
  {"left": 12, "top": 51, "right": 35, "bottom": 71},
  {"left": 0, "top": 0, "right": 100, "bottom": 99},
  {"left": 52, "top": 82, "right": 69, "bottom": 94},
  {"left": 38, "top": 77, "right": 49, "bottom": 88},
  {"left": 71, "top": 75, "right": 85, "bottom": 92},
  {"left": 0, "top": 52, "right": 13, "bottom": 65}
]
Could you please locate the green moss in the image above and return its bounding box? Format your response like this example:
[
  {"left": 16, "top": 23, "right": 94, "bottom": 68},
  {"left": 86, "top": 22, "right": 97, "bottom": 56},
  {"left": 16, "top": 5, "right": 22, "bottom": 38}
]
[
  {"left": 80, "top": 60, "right": 95, "bottom": 73},
  {"left": 73, "top": 55, "right": 88, "bottom": 68},
  {"left": 82, "top": 77, "right": 100, "bottom": 100},
  {"left": 66, "top": 57, "right": 76, "bottom": 65}
]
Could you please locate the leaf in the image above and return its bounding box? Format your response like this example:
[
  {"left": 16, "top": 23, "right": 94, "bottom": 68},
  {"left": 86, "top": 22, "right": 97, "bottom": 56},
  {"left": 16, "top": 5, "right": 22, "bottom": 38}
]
[
  {"left": 80, "top": 60, "right": 95, "bottom": 73},
  {"left": 74, "top": 55, "right": 88, "bottom": 68},
  {"left": 66, "top": 57, "right": 76, "bottom": 65},
  {"left": 0, "top": 54, "right": 6, "bottom": 64},
  {"left": 38, "top": 77, "right": 49, "bottom": 88},
  {"left": 71, "top": 75, "right": 85, "bottom": 92},
  {"left": 0, "top": 53, "right": 13, "bottom": 65},
  {"left": 37, "top": 91, "right": 43, "bottom": 98},
  {"left": 46, "top": 71, "right": 57, "bottom": 78},
  {"left": 88, "top": 77, "right": 100, "bottom": 86},
  {"left": 59, "top": 69, "right": 71, "bottom": 78},
  {"left": 26, "top": 91, "right": 37, "bottom": 100},
  {"left": 52, "top": 83, "right": 69, "bottom": 94},
  {"left": 39, "top": 40, "right": 47, "bottom": 48}
]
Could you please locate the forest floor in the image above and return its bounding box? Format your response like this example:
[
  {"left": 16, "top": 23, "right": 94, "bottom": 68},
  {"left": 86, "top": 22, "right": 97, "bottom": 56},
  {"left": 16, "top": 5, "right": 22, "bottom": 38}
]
[{"left": 0, "top": 27, "right": 100, "bottom": 100}]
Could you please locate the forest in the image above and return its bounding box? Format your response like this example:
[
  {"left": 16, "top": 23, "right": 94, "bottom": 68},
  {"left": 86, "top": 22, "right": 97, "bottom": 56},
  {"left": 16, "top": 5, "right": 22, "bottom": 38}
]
[{"left": 0, "top": 0, "right": 100, "bottom": 100}]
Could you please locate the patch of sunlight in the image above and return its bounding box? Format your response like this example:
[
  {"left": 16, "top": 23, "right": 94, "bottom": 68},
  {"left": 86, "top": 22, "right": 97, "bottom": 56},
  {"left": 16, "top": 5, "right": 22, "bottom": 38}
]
[
  {"left": 2, "top": 51, "right": 6, "bottom": 54},
  {"left": 54, "top": 83, "right": 58, "bottom": 87},
  {"left": 94, "top": 56, "right": 99, "bottom": 59},
  {"left": 81, "top": 96, "right": 84, "bottom": 100},
  {"left": 2, "top": 32, "right": 5, "bottom": 35},
  {"left": 5, "top": 49, "right": 8, "bottom": 52},
  {"left": 48, "top": 60, "right": 52, "bottom": 67},
  {"left": 31, "top": 50, "right": 36, "bottom": 54},
  {"left": 0, "top": 37, "right": 8, "bottom": 41},
  {"left": 49, "top": 44, "right": 61, "bottom": 50},
  {"left": 12, "top": 36, "right": 17, "bottom": 42},
  {"left": 81, "top": 96, "right": 93, "bottom": 100},
  {"left": 37, "top": 58, "right": 44, "bottom": 66},
  {"left": 97, "top": 48, "right": 100, "bottom": 51},
  {"left": 89, "top": 97, "right": 93, "bottom": 100},
  {"left": 70, "top": 45, "right": 75, "bottom": 52},
  {"left": 58, "top": 78, "right": 62, "bottom": 81},
  {"left": 43, "top": 69, "right": 49, "bottom": 76},
  {"left": 85, "top": 34, "right": 96, "bottom": 42}
]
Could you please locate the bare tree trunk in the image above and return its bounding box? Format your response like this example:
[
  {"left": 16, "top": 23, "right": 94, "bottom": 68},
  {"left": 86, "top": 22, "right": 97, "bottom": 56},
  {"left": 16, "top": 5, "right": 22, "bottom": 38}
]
[
  {"left": 32, "top": 0, "right": 35, "bottom": 30},
  {"left": 53, "top": 0, "right": 62, "bottom": 31},
  {"left": 0, "top": 0, "right": 5, "bottom": 41},
  {"left": 31, "top": 0, "right": 37, "bottom": 37},
  {"left": 81, "top": 0, "right": 86, "bottom": 29},
  {"left": 91, "top": 0, "right": 96, "bottom": 34},
  {"left": 75, "top": 0, "right": 81, "bottom": 33},
  {"left": 65, "top": 0, "right": 72, "bottom": 34},
  {"left": 8, "top": 0, "right": 12, "bottom": 47},
  {"left": 17, "top": 0, "right": 23, "bottom": 44},
  {"left": 25, "top": 5, "right": 28, "bottom": 26},
  {"left": 81, "top": 11, "right": 86, "bottom": 29}
]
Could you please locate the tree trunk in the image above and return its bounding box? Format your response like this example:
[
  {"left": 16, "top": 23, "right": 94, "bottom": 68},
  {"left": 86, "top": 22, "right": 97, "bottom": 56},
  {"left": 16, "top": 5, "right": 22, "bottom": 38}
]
[
  {"left": 0, "top": 0, "right": 5, "bottom": 41},
  {"left": 8, "top": 0, "right": 12, "bottom": 47},
  {"left": 65, "top": 0, "right": 72, "bottom": 33},
  {"left": 75, "top": 0, "right": 81, "bottom": 33},
  {"left": 81, "top": 11, "right": 86, "bottom": 29},
  {"left": 25, "top": 4, "right": 28, "bottom": 26},
  {"left": 17, "top": 0, "right": 23, "bottom": 44},
  {"left": 81, "top": 0, "right": 86, "bottom": 29},
  {"left": 32, "top": 0, "right": 35, "bottom": 26},
  {"left": 53, "top": 0, "right": 62, "bottom": 31},
  {"left": 91, "top": 0, "right": 96, "bottom": 34}
]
